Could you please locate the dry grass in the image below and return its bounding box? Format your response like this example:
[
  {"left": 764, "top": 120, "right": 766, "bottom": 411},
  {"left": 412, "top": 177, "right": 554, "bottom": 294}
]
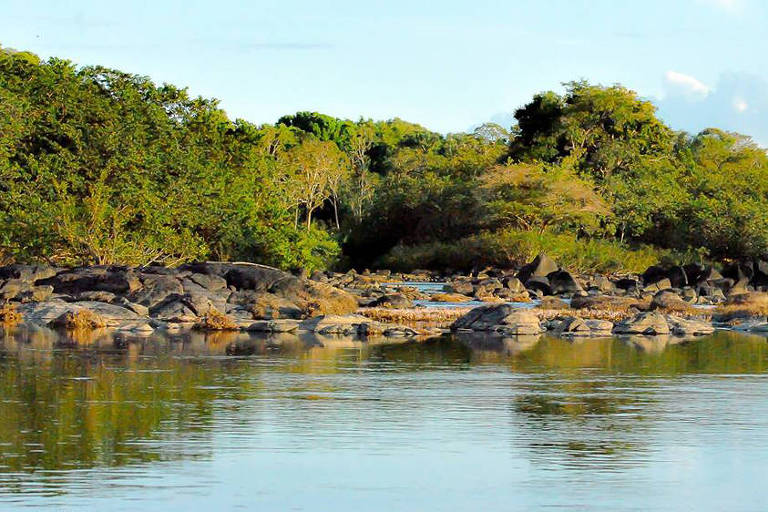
[
  {"left": 297, "top": 281, "right": 359, "bottom": 316},
  {"left": 431, "top": 293, "right": 474, "bottom": 303},
  {"left": 571, "top": 295, "right": 649, "bottom": 315},
  {"left": 196, "top": 309, "right": 239, "bottom": 330},
  {"left": 0, "top": 302, "right": 22, "bottom": 326},
  {"left": 713, "top": 292, "right": 768, "bottom": 321},
  {"left": 249, "top": 295, "right": 284, "bottom": 319},
  {"left": 59, "top": 309, "right": 106, "bottom": 330},
  {"left": 358, "top": 307, "right": 470, "bottom": 329}
]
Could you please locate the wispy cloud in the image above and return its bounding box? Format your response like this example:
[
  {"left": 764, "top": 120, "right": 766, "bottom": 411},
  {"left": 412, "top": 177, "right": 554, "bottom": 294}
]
[
  {"left": 656, "top": 71, "right": 768, "bottom": 146},
  {"left": 664, "top": 70, "right": 711, "bottom": 98}
]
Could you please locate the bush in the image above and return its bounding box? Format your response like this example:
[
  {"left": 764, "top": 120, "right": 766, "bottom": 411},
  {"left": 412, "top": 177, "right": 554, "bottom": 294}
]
[
  {"left": 377, "top": 229, "right": 670, "bottom": 274},
  {"left": 195, "top": 309, "right": 239, "bottom": 330},
  {"left": 0, "top": 302, "right": 22, "bottom": 325}
]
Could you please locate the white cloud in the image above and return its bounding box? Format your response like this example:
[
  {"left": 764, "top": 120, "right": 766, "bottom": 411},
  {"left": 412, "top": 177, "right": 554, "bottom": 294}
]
[
  {"left": 664, "top": 70, "right": 711, "bottom": 98},
  {"left": 656, "top": 72, "right": 768, "bottom": 146},
  {"left": 733, "top": 97, "right": 748, "bottom": 112}
]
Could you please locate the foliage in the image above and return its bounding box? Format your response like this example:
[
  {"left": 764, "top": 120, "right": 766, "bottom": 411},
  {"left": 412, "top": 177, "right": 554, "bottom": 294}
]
[
  {"left": 2, "top": 47, "right": 767, "bottom": 272},
  {"left": 377, "top": 229, "right": 668, "bottom": 274}
]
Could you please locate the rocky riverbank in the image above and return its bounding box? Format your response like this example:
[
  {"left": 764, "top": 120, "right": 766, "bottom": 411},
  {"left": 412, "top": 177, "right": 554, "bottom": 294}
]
[
  {"left": 2, "top": 255, "right": 768, "bottom": 342},
  {"left": 0, "top": 262, "right": 432, "bottom": 338},
  {"left": 317, "top": 253, "right": 768, "bottom": 337}
]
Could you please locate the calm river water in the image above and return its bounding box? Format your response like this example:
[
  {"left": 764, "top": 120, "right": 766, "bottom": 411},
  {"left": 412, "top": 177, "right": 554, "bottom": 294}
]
[{"left": 1, "top": 326, "right": 767, "bottom": 511}]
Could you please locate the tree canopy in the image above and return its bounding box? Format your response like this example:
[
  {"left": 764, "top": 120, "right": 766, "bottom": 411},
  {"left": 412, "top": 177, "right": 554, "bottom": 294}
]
[{"left": 2, "top": 47, "right": 767, "bottom": 272}]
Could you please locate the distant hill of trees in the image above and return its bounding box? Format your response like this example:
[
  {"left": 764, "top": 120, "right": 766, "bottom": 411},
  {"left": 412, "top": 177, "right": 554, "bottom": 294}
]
[{"left": 2, "top": 47, "right": 767, "bottom": 272}]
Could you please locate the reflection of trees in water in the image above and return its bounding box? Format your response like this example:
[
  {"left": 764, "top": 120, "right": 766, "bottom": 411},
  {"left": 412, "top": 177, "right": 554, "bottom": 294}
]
[
  {"left": 455, "top": 331, "right": 768, "bottom": 470},
  {"left": 0, "top": 326, "right": 766, "bottom": 484},
  {"left": 0, "top": 332, "right": 260, "bottom": 478}
]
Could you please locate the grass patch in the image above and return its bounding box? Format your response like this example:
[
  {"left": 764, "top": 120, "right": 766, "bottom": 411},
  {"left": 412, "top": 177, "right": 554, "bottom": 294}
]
[
  {"left": 196, "top": 309, "right": 239, "bottom": 330},
  {"left": 713, "top": 292, "right": 768, "bottom": 321},
  {"left": 358, "top": 307, "right": 469, "bottom": 329},
  {"left": 0, "top": 302, "right": 22, "bottom": 326},
  {"left": 377, "top": 229, "right": 674, "bottom": 274},
  {"left": 431, "top": 293, "right": 473, "bottom": 303},
  {"left": 58, "top": 309, "right": 106, "bottom": 330}
]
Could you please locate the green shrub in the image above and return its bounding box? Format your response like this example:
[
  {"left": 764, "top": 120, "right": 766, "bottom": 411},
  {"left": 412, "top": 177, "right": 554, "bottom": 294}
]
[{"left": 377, "top": 229, "right": 670, "bottom": 274}]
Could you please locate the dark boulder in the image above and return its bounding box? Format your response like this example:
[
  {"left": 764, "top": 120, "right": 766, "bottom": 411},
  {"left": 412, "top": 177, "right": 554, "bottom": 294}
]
[
  {"left": 546, "top": 270, "right": 583, "bottom": 295},
  {"left": 37, "top": 266, "right": 141, "bottom": 295},
  {"left": 615, "top": 278, "right": 640, "bottom": 291},
  {"left": 722, "top": 261, "right": 753, "bottom": 282},
  {"left": 502, "top": 276, "right": 526, "bottom": 293},
  {"left": 0, "top": 265, "right": 58, "bottom": 284},
  {"left": 517, "top": 254, "right": 558, "bottom": 284},
  {"left": 525, "top": 276, "right": 552, "bottom": 296},
  {"left": 641, "top": 265, "right": 668, "bottom": 286},
  {"left": 753, "top": 259, "right": 768, "bottom": 287},
  {"left": 130, "top": 274, "right": 184, "bottom": 308},
  {"left": 368, "top": 293, "right": 413, "bottom": 308},
  {"left": 667, "top": 266, "right": 688, "bottom": 288},
  {"left": 186, "top": 272, "right": 228, "bottom": 291}
]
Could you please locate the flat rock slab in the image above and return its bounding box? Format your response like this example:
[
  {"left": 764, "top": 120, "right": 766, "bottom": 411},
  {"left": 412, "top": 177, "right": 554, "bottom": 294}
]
[{"left": 18, "top": 300, "right": 141, "bottom": 325}]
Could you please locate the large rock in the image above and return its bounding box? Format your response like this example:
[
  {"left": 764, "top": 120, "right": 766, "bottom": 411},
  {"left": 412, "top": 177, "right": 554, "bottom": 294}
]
[
  {"left": 368, "top": 293, "right": 413, "bottom": 308},
  {"left": 38, "top": 266, "right": 141, "bottom": 295},
  {"left": 452, "top": 304, "right": 541, "bottom": 335},
  {"left": 643, "top": 278, "right": 671, "bottom": 293},
  {"left": 588, "top": 275, "right": 616, "bottom": 293},
  {"left": 298, "top": 314, "right": 417, "bottom": 337},
  {"left": 613, "top": 312, "right": 670, "bottom": 335},
  {"left": 130, "top": 274, "right": 184, "bottom": 308},
  {"left": 525, "top": 276, "right": 552, "bottom": 296},
  {"left": 0, "top": 264, "right": 58, "bottom": 284},
  {"left": 148, "top": 295, "right": 200, "bottom": 322},
  {"left": 665, "top": 316, "right": 714, "bottom": 336},
  {"left": 502, "top": 276, "right": 526, "bottom": 294},
  {"left": 667, "top": 266, "right": 688, "bottom": 288},
  {"left": 181, "top": 263, "right": 356, "bottom": 315},
  {"left": 444, "top": 280, "right": 474, "bottom": 296},
  {"left": 18, "top": 300, "right": 140, "bottom": 325},
  {"left": 650, "top": 290, "right": 694, "bottom": 313},
  {"left": 642, "top": 265, "right": 668, "bottom": 286},
  {"left": 547, "top": 316, "right": 613, "bottom": 337},
  {"left": 517, "top": 254, "right": 559, "bottom": 284},
  {"left": 547, "top": 270, "right": 583, "bottom": 295}
]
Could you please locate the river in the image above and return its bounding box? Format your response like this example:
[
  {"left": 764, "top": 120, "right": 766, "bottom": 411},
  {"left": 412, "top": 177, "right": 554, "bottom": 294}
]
[{"left": 0, "top": 326, "right": 767, "bottom": 511}]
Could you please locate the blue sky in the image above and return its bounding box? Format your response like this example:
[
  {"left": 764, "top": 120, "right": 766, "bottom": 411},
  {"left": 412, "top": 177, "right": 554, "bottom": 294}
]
[{"left": 2, "top": 0, "right": 767, "bottom": 143}]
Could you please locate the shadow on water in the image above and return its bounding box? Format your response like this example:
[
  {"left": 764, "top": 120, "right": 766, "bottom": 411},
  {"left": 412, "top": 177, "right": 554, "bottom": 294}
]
[{"left": 0, "top": 324, "right": 767, "bottom": 497}]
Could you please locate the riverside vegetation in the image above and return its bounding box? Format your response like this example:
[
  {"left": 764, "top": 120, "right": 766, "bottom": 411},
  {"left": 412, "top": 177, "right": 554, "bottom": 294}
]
[
  {"left": 3, "top": 47, "right": 768, "bottom": 341},
  {"left": 3, "top": 46, "right": 768, "bottom": 273}
]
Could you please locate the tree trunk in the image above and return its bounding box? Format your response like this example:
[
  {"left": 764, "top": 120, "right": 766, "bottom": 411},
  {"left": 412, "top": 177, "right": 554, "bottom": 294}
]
[{"left": 333, "top": 198, "right": 340, "bottom": 230}]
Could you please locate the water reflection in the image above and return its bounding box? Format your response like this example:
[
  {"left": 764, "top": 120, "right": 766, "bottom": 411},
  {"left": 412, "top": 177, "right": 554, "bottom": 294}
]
[{"left": 0, "top": 327, "right": 767, "bottom": 509}]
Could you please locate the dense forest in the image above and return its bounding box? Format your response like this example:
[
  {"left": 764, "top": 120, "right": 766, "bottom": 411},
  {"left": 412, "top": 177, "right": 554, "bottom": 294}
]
[{"left": 1, "top": 47, "right": 767, "bottom": 273}]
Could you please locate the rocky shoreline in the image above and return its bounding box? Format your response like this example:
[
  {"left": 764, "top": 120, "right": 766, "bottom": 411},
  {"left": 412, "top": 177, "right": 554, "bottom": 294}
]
[{"left": 1, "top": 255, "right": 768, "bottom": 342}]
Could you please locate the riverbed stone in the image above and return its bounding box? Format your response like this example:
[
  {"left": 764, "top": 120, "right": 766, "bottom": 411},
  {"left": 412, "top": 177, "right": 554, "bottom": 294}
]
[
  {"left": 665, "top": 316, "right": 715, "bottom": 336},
  {"left": 613, "top": 311, "right": 670, "bottom": 335},
  {"left": 517, "top": 254, "right": 559, "bottom": 284},
  {"left": 452, "top": 304, "right": 541, "bottom": 334},
  {"left": 547, "top": 270, "right": 584, "bottom": 295}
]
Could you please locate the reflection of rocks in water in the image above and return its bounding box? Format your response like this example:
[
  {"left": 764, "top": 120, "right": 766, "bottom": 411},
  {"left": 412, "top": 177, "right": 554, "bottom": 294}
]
[
  {"left": 1, "top": 323, "right": 59, "bottom": 351},
  {"left": 455, "top": 332, "right": 542, "bottom": 357},
  {"left": 621, "top": 335, "right": 672, "bottom": 354}
]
